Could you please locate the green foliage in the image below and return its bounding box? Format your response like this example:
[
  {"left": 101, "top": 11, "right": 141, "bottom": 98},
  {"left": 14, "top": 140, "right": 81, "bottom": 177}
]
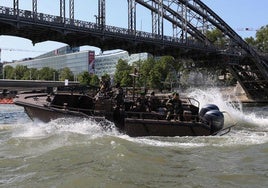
[
  {"left": 256, "top": 25, "right": 268, "bottom": 52},
  {"left": 113, "top": 54, "right": 237, "bottom": 90},
  {"left": 3, "top": 65, "right": 14, "bottom": 79},
  {"left": 205, "top": 28, "right": 227, "bottom": 47},
  {"left": 90, "top": 74, "right": 100, "bottom": 86},
  {"left": 121, "top": 71, "right": 132, "bottom": 87},
  {"left": 245, "top": 37, "right": 256, "bottom": 46},
  {"left": 78, "top": 71, "right": 100, "bottom": 86},
  {"left": 245, "top": 25, "right": 268, "bottom": 53},
  {"left": 14, "top": 65, "right": 28, "bottom": 80},
  {"left": 22, "top": 68, "right": 38, "bottom": 80},
  {"left": 3, "top": 65, "right": 60, "bottom": 80},
  {"left": 127, "top": 56, "right": 180, "bottom": 91},
  {"left": 114, "top": 59, "right": 132, "bottom": 87},
  {"left": 149, "top": 64, "right": 163, "bottom": 90},
  {"left": 137, "top": 58, "right": 155, "bottom": 88},
  {"left": 78, "top": 71, "right": 91, "bottom": 85},
  {"left": 36, "top": 67, "right": 57, "bottom": 81},
  {"left": 59, "top": 67, "right": 74, "bottom": 81}
]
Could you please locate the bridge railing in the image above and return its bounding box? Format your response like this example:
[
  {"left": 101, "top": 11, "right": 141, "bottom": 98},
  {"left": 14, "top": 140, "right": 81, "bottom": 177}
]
[{"left": 0, "top": 6, "right": 217, "bottom": 52}]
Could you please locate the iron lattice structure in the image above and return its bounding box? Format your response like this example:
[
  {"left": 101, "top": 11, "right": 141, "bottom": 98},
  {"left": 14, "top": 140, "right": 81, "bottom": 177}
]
[{"left": 0, "top": 0, "right": 267, "bottom": 100}]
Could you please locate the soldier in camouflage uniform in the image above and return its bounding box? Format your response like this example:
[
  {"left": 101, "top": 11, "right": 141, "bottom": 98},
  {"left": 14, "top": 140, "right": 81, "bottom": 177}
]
[{"left": 166, "top": 92, "right": 183, "bottom": 121}]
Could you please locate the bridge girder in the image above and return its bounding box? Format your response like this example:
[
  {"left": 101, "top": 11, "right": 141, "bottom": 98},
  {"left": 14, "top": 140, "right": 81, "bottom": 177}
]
[
  {"left": 151, "top": 0, "right": 163, "bottom": 37},
  {"left": 60, "top": 0, "right": 66, "bottom": 21},
  {"left": 69, "top": 0, "right": 74, "bottom": 20},
  {"left": 98, "top": 0, "right": 105, "bottom": 27},
  {"left": 32, "top": 0, "right": 37, "bottom": 15},
  {"left": 128, "top": 0, "right": 136, "bottom": 33},
  {"left": 135, "top": 0, "right": 209, "bottom": 43},
  {"left": 13, "top": 0, "right": 19, "bottom": 15}
]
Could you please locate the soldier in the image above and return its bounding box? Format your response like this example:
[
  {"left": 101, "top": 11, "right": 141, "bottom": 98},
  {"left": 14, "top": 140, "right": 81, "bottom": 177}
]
[
  {"left": 166, "top": 92, "right": 183, "bottom": 121},
  {"left": 95, "top": 76, "right": 112, "bottom": 100},
  {"left": 114, "top": 82, "right": 124, "bottom": 108},
  {"left": 135, "top": 91, "right": 148, "bottom": 112},
  {"left": 148, "top": 91, "right": 160, "bottom": 112}
]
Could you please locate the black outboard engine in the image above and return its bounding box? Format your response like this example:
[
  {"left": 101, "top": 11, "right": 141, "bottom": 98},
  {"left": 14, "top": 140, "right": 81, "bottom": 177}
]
[
  {"left": 199, "top": 104, "right": 219, "bottom": 117},
  {"left": 200, "top": 104, "right": 224, "bottom": 134}
]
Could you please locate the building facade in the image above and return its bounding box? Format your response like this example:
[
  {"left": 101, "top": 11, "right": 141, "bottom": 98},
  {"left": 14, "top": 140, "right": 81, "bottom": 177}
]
[{"left": 4, "top": 46, "right": 150, "bottom": 79}]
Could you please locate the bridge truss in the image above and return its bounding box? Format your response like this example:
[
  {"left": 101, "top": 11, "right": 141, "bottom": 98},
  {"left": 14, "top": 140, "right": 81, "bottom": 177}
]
[{"left": 0, "top": 0, "right": 267, "bottom": 100}]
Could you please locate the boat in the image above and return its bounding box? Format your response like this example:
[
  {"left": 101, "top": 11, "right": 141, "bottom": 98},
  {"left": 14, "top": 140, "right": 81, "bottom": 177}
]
[{"left": 14, "top": 86, "right": 233, "bottom": 137}]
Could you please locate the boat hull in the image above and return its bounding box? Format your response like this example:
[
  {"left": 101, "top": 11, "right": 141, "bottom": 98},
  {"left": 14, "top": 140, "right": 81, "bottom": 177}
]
[
  {"left": 124, "top": 118, "right": 211, "bottom": 137},
  {"left": 19, "top": 102, "right": 89, "bottom": 122}
]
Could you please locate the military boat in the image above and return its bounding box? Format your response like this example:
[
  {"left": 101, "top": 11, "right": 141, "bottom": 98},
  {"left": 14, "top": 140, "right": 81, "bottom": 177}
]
[{"left": 14, "top": 87, "right": 233, "bottom": 137}]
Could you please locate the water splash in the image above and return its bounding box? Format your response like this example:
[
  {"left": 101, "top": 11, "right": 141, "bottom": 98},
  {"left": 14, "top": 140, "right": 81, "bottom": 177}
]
[
  {"left": 4, "top": 117, "right": 121, "bottom": 157},
  {"left": 187, "top": 87, "right": 268, "bottom": 126},
  {"left": 12, "top": 117, "right": 119, "bottom": 139}
]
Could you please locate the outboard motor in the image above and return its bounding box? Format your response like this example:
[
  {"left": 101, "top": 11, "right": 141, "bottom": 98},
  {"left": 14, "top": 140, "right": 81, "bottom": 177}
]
[
  {"left": 203, "top": 110, "right": 224, "bottom": 133},
  {"left": 199, "top": 104, "right": 219, "bottom": 117},
  {"left": 199, "top": 104, "right": 224, "bottom": 134}
]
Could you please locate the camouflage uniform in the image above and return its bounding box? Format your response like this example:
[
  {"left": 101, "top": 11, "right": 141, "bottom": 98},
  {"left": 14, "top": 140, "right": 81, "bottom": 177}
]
[{"left": 166, "top": 92, "right": 183, "bottom": 120}]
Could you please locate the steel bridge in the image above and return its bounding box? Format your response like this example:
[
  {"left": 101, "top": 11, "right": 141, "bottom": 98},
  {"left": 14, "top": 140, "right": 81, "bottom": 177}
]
[{"left": 0, "top": 0, "right": 267, "bottom": 100}]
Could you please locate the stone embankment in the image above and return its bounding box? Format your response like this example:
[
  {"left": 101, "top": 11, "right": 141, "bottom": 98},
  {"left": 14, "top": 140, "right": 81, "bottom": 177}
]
[{"left": 220, "top": 84, "right": 268, "bottom": 106}]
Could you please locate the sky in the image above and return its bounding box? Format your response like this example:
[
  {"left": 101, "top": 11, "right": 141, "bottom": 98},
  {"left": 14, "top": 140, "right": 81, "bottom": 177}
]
[{"left": 0, "top": 0, "right": 267, "bottom": 62}]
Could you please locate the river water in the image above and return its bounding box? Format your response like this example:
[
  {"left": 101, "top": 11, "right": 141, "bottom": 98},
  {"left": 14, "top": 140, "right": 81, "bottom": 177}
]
[{"left": 0, "top": 89, "right": 267, "bottom": 188}]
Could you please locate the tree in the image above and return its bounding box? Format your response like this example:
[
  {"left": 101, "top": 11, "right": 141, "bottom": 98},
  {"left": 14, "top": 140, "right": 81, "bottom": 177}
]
[
  {"left": 14, "top": 65, "right": 28, "bottom": 80},
  {"left": 149, "top": 57, "right": 176, "bottom": 90},
  {"left": 245, "top": 36, "right": 256, "bottom": 46},
  {"left": 255, "top": 25, "right": 268, "bottom": 52},
  {"left": 78, "top": 71, "right": 100, "bottom": 86},
  {"left": 121, "top": 71, "right": 132, "bottom": 87},
  {"left": 205, "top": 28, "right": 227, "bottom": 47},
  {"left": 114, "top": 59, "right": 132, "bottom": 87},
  {"left": 22, "top": 68, "right": 38, "bottom": 80},
  {"left": 245, "top": 25, "right": 268, "bottom": 53},
  {"left": 78, "top": 71, "right": 91, "bottom": 85},
  {"left": 38, "top": 67, "right": 57, "bottom": 80},
  {"left": 59, "top": 67, "right": 74, "bottom": 81},
  {"left": 30, "top": 68, "right": 39, "bottom": 80},
  {"left": 89, "top": 74, "right": 100, "bottom": 87},
  {"left": 138, "top": 58, "right": 155, "bottom": 88},
  {"left": 3, "top": 65, "right": 14, "bottom": 79},
  {"left": 149, "top": 64, "right": 163, "bottom": 90}
]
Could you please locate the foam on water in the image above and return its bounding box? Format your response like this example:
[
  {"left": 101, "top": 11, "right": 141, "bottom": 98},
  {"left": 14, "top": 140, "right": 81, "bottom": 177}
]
[
  {"left": 119, "top": 131, "right": 268, "bottom": 149},
  {"left": 2, "top": 117, "right": 121, "bottom": 157},
  {"left": 12, "top": 117, "right": 119, "bottom": 139}
]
